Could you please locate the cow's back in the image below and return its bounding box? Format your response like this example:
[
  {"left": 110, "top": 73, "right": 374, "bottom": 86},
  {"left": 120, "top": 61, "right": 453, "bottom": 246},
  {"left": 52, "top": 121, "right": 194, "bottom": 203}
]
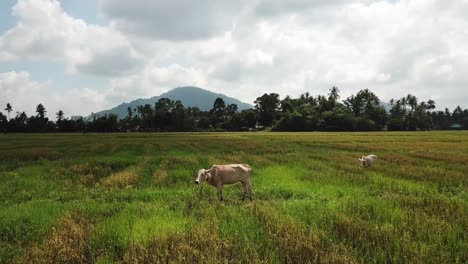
[
  {"left": 365, "top": 155, "right": 377, "bottom": 166},
  {"left": 212, "top": 164, "right": 251, "bottom": 184}
]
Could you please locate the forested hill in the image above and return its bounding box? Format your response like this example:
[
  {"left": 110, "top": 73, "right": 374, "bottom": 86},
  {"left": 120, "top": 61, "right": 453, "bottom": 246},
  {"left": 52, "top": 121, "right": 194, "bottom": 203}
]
[{"left": 93, "top": 86, "right": 253, "bottom": 119}]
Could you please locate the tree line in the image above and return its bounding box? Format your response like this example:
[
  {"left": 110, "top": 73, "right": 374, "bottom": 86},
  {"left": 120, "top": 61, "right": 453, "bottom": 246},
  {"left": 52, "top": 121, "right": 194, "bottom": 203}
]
[{"left": 1, "top": 88, "right": 467, "bottom": 133}]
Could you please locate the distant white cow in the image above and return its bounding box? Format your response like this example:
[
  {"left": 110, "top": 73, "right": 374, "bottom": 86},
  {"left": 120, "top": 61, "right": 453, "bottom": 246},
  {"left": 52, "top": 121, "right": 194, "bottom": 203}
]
[
  {"left": 358, "top": 155, "right": 378, "bottom": 167},
  {"left": 195, "top": 164, "right": 253, "bottom": 201}
]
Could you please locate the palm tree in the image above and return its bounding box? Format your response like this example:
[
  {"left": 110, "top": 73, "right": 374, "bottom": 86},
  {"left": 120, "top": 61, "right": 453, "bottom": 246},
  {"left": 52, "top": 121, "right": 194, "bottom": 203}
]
[
  {"left": 127, "top": 107, "right": 133, "bottom": 120},
  {"left": 17, "top": 111, "right": 28, "bottom": 125},
  {"left": 4, "top": 103, "right": 12, "bottom": 120},
  {"left": 328, "top": 86, "right": 340, "bottom": 102},
  {"left": 137, "top": 105, "right": 143, "bottom": 119},
  {"left": 427, "top": 100, "right": 436, "bottom": 112},
  {"left": 406, "top": 94, "right": 418, "bottom": 110},
  {"left": 300, "top": 92, "right": 310, "bottom": 102},
  {"left": 56, "top": 110, "right": 64, "bottom": 122},
  {"left": 36, "top": 104, "right": 47, "bottom": 119}
]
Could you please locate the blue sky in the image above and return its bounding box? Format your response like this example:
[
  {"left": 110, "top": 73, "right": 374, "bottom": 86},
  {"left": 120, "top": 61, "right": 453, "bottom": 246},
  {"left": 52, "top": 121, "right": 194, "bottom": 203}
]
[
  {"left": 1, "top": 0, "right": 467, "bottom": 117},
  {"left": 0, "top": 0, "right": 16, "bottom": 33},
  {"left": 61, "top": 0, "right": 99, "bottom": 24}
]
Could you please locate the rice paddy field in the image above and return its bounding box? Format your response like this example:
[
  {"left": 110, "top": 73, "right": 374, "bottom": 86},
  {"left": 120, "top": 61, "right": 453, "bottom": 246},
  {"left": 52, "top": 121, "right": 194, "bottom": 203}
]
[{"left": 0, "top": 132, "right": 467, "bottom": 263}]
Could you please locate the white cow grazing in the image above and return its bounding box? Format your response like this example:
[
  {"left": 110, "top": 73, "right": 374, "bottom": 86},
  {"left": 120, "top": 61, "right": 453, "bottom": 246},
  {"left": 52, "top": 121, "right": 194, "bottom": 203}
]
[
  {"left": 195, "top": 164, "right": 253, "bottom": 201},
  {"left": 358, "top": 155, "right": 378, "bottom": 167}
]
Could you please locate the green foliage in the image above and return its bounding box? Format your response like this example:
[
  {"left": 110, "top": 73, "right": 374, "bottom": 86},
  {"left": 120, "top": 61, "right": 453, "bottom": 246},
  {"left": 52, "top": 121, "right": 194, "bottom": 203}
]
[
  {"left": 35, "top": 103, "right": 47, "bottom": 119},
  {"left": 255, "top": 93, "right": 280, "bottom": 126},
  {"left": 388, "top": 94, "right": 436, "bottom": 131},
  {"left": 4, "top": 103, "right": 13, "bottom": 121},
  {"left": 2, "top": 90, "right": 467, "bottom": 133},
  {"left": 275, "top": 87, "right": 384, "bottom": 131},
  {"left": 344, "top": 89, "right": 387, "bottom": 130}
]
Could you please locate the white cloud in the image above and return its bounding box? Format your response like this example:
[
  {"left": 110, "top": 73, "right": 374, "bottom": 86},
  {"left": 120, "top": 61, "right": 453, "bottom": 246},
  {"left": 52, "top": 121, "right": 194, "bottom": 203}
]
[
  {"left": 1, "top": 0, "right": 468, "bottom": 116},
  {"left": 0, "top": 0, "right": 142, "bottom": 77},
  {"left": 0, "top": 70, "right": 109, "bottom": 117},
  {"left": 106, "top": 63, "right": 208, "bottom": 104},
  {"left": 98, "top": 0, "right": 468, "bottom": 109},
  {"left": 99, "top": 0, "right": 247, "bottom": 40},
  {"left": 51, "top": 87, "right": 109, "bottom": 116},
  {"left": 0, "top": 71, "right": 46, "bottom": 116}
]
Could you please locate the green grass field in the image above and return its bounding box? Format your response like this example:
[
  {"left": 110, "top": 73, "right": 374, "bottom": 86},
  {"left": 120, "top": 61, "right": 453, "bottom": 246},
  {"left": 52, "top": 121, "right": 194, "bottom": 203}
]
[{"left": 0, "top": 132, "right": 467, "bottom": 263}]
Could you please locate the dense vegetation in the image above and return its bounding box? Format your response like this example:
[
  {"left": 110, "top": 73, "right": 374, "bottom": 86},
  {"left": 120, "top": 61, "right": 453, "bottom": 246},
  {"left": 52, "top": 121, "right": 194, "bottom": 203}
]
[
  {"left": 1, "top": 88, "right": 467, "bottom": 133},
  {"left": 92, "top": 86, "right": 253, "bottom": 119},
  {"left": 0, "top": 132, "right": 466, "bottom": 263}
]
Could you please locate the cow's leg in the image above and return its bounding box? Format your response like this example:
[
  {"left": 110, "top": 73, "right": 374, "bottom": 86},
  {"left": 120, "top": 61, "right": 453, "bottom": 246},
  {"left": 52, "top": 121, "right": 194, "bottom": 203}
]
[
  {"left": 246, "top": 180, "right": 253, "bottom": 201},
  {"left": 217, "top": 184, "right": 223, "bottom": 201},
  {"left": 241, "top": 182, "right": 247, "bottom": 201}
]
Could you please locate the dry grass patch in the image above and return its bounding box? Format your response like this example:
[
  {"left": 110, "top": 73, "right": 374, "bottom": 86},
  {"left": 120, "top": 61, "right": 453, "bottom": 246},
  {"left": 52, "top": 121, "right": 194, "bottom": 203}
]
[
  {"left": 153, "top": 169, "right": 168, "bottom": 184},
  {"left": 122, "top": 226, "right": 230, "bottom": 264},
  {"left": 101, "top": 166, "right": 139, "bottom": 188},
  {"left": 253, "top": 205, "right": 355, "bottom": 263},
  {"left": 18, "top": 215, "right": 94, "bottom": 264},
  {"left": 69, "top": 163, "right": 93, "bottom": 174},
  {"left": 101, "top": 157, "right": 149, "bottom": 188}
]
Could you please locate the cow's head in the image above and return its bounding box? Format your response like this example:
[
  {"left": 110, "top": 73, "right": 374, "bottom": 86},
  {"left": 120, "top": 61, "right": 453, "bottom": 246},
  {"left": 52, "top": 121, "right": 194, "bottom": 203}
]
[
  {"left": 358, "top": 157, "right": 367, "bottom": 167},
  {"left": 195, "top": 169, "right": 210, "bottom": 184}
]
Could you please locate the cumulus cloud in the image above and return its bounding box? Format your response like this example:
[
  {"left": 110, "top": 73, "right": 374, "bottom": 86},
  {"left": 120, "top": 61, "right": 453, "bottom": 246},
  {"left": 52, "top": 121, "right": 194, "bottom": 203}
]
[
  {"left": 99, "top": 0, "right": 247, "bottom": 40},
  {"left": 217, "top": 0, "right": 468, "bottom": 106},
  {"left": 106, "top": 63, "right": 208, "bottom": 104},
  {"left": 0, "top": 0, "right": 142, "bottom": 77},
  {"left": 0, "top": 71, "right": 46, "bottom": 115},
  {"left": 52, "top": 87, "right": 109, "bottom": 116},
  {"left": 253, "top": 0, "right": 351, "bottom": 18},
  {"left": 1, "top": 0, "right": 468, "bottom": 116},
  {"left": 99, "top": 0, "right": 468, "bottom": 108},
  {"left": 0, "top": 71, "right": 109, "bottom": 117}
]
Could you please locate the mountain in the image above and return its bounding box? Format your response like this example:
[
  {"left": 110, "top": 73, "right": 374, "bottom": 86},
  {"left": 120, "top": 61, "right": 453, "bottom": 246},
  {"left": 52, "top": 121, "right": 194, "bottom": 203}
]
[{"left": 92, "top": 86, "right": 253, "bottom": 119}]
